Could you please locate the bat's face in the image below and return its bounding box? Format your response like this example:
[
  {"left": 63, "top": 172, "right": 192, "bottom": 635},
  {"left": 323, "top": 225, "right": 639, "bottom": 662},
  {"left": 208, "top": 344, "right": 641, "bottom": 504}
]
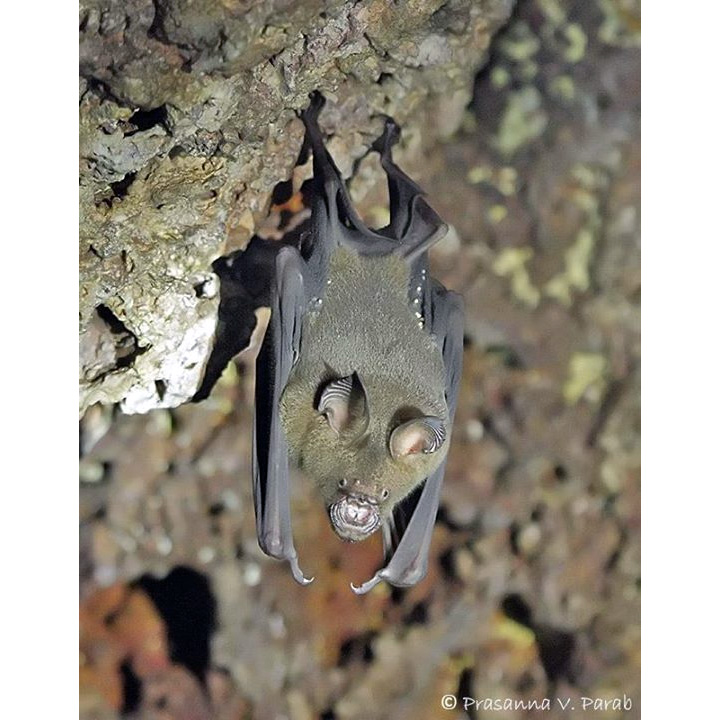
[{"left": 280, "top": 372, "right": 449, "bottom": 543}]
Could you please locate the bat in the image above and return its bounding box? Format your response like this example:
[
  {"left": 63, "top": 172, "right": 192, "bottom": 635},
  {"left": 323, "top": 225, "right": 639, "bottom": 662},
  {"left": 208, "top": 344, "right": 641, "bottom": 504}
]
[{"left": 252, "top": 91, "right": 463, "bottom": 594}]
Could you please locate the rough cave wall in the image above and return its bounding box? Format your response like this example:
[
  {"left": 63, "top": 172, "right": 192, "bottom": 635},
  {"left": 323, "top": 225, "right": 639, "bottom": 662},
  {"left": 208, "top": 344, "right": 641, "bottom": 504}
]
[
  {"left": 79, "top": 0, "right": 515, "bottom": 414},
  {"left": 80, "top": 1, "right": 641, "bottom": 718}
]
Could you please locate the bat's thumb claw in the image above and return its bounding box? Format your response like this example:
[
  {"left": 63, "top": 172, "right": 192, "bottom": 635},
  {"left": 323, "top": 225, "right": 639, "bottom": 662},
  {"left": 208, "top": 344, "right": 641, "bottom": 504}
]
[
  {"left": 350, "top": 574, "right": 382, "bottom": 595},
  {"left": 289, "top": 556, "right": 314, "bottom": 585}
]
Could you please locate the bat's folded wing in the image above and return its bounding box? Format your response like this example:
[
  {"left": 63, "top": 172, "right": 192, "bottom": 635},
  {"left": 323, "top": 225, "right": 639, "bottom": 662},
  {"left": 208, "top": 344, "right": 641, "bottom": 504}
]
[
  {"left": 351, "top": 282, "right": 464, "bottom": 594},
  {"left": 252, "top": 246, "right": 313, "bottom": 585}
]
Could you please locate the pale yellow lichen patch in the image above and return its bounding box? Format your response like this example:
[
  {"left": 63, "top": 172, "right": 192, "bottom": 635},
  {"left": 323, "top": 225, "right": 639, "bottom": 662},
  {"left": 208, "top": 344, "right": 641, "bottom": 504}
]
[
  {"left": 597, "top": 0, "right": 641, "bottom": 48},
  {"left": 491, "top": 66, "right": 511, "bottom": 88},
  {"left": 564, "top": 352, "right": 608, "bottom": 405},
  {"left": 493, "top": 247, "right": 541, "bottom": 307},
  {"left": 494, "top": 86, "right": 548, "bottom": 156},
  {"left": 487, "top": 204, "right": 508, "bottom": 224},
  {"left": 563, "top": 23, "right": 587, "bottom": 63},
  {"left": 544, "top": 228, "right": 596, "bottom": 305},
  {"left": 497, "top": 166, "right": 518, "bottom": 195},
  {"left": 550, "top": 74, "right": 576, "bottom": 102},
  {"left": 498, "top": 21, "right": 541, "bottom": 62},
  {"left": 518, "top": 60, "right": 539, "bottom": 81},
  {"left": 490, "top": 611, "right": 537, "bottom": 648},
  {"left": 538, "top": 0, "right": 566, "bottom": 26},
  {"left": 467, "top": 165, "right": 493, "bottom": 185}
]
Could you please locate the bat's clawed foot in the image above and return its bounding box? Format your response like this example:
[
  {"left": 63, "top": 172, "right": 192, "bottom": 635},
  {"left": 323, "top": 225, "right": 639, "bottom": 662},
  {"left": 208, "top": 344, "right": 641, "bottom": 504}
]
[
  {"left": 289, "top": 554, "right": 314, "bottom": 586},
  {"left": 371, "top": 117, "right": 401, "bottom": 159},
  {"left": 350, "top": 573, "right": 383, "bottom": 595},
  {"left": 301, "top": 91, "right": 326, "bottom": 128}
]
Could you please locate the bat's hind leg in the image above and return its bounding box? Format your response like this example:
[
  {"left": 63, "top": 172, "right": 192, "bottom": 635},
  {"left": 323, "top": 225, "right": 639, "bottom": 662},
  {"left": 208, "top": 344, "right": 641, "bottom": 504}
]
[
  {"left": 300, "top": 92, "right": 396, "bottom": 258},
  {"left": 371, "top": 118, "right": 448, "bottom": 264}
]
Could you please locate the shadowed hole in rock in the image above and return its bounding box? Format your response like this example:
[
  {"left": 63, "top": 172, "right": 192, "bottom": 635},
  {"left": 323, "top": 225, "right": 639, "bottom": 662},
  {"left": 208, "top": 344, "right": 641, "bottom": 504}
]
[
  {"left": 124, "top": 105, "right": 169, "bottom": 136},
  {"left": 438, "top": 547, "right": 458, "bottom": 580},
  {"left": 457, "top": 666, "right": 475, "bottom": 718},
  {"left": 108, "top": 171, "right": 137, "bottom": 200},
  {"left": 134, "top": 566, "right": 217, "bottom": 684},
  {"left": 404, "top": 599, "right": 429, "bottom": 625},
  {"left": 508, "top": 521, "right": 520, "bottom": 556},
  {"left": 501, "top": 593, "right": 533, "bottom": 628},
  {"left": 95, "top": 304, "right": 145, "bottom": 369},
  {"left": 500, "top": 593, "right": 577, "bottom": 684},
  {"left": 515, "top": 670, "right": 536, "bottom": 692},
  {"left": 338, "top": 630, "right": 377, "bottom": 666},
  {"left": 390, "top": 585, "right": 406, "bottom": 604},
  {"left": 119, "top": 660, "right": 142, "bottom": 714},
  {"left": 154, "top": 379, "right": 167, "bottom": 401},
  {"left": 535, "top": 626, "right": 576, "bottom": 684}
]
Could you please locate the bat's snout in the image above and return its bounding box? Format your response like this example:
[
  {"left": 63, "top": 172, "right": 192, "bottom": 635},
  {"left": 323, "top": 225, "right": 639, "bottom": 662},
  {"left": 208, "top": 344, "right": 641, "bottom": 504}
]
[{"left": 329, "top": 494, "right": 381, "bottom": 542}]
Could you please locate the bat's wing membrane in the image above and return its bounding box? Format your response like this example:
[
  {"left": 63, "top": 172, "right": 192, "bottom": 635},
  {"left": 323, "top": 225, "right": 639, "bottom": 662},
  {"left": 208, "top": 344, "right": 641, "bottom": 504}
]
[
  {"left": 352, "top": 282, "right": 464, "bottom": 594},
  {"left": 252, "top": 246, "right": 313, "bottom": 585}
]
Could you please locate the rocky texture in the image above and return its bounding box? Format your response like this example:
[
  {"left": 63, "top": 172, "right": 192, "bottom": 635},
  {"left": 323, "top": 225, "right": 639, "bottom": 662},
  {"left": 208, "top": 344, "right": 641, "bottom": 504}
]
[
  {"left": 79, "top": 0, "right": 515, "bottom": 414},
  {"left": 80, "top": 0, "right": 640, "bottom": 718}
]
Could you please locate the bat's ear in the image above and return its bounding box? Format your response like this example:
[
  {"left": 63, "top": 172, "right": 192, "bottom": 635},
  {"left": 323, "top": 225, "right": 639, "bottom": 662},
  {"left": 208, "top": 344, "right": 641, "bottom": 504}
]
[
  {"left": 318, "top": 373, "right": 370, "bottom": 439},
  {"left": 389, "top": 417, "right": 446, "bottom": 458}
]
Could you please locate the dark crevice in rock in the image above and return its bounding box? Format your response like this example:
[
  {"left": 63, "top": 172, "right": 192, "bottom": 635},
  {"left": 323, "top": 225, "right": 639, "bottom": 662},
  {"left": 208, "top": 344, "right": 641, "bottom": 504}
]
[
  {"left": 119, "top": 660, "right": 142, "bottom": 714},
  {"left": 404, "top": 599, "right": 429, "bottom": 625},
  {"left": 124, "top": 105, "right": 171, "bottom": 136},
  {"left": 81, "top": 76, "right": 130, "bottom": 108},
  {"left": 155, "top": 379, "right": 168, "bottom": 401},
  {"left": 338, "top": 630, "right": 377, "bottom": 667},
  {"left": 109, "top": 171, "right": 137, "bottom": 200},
  {"left": 501, "top": 593, "right": 533, "bottom": 627},
  {"left": 458, "top": 666, "right": 476, "bottom": 719},
  {"left": 135, "top": 566, "right": 217, "bottom": 685},
  {"left": 147, "top": 0, "right": 170, "bottom": 44},
  {"left": 508, "top": 521, "right": 520, "bottom": 556},
  {"left": 96, "top": 304, "right": 141, "bottom": 366},
  {"left": 501, "top": 593, "right": 578, "bottom": 685}
]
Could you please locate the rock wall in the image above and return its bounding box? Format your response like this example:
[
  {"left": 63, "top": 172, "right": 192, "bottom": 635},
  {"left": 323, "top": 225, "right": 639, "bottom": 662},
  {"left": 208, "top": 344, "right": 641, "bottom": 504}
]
[{"left": 79, "top": 0, "right": 515, "bottom": 414}]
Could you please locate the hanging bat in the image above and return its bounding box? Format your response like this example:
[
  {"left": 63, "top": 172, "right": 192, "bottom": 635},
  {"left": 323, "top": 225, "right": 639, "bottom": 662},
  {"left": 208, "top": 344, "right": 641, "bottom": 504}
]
[{"left": 252, "top": 91, "right": 463, "bottom": 594}]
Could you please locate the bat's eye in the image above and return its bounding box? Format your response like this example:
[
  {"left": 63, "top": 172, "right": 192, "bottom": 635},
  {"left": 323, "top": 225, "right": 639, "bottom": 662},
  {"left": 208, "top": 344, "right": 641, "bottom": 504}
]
[
  {"left": 381, "top": 488, "right": 390, "bottom": 500},
  {"left": 338, "top": 478, "right": 348, "bottom": 488},
  {"left": 389, "top": 416, "right": 446, "bottom": 458}
]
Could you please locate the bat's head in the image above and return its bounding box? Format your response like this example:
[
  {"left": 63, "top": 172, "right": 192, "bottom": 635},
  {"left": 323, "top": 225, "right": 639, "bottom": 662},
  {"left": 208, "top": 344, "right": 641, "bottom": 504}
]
[{"left": 281, "top": 372, "right": 449, "bottom": 542}]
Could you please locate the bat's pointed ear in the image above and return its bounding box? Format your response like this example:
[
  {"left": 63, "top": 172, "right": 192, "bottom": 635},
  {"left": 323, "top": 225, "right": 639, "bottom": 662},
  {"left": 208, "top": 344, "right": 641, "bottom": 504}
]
[
  {"left": 318, "top": 372, "right": 370, "bottom": 438},
  {"left": 389, "top": 417, "right": 446, "bottom": 458}
]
